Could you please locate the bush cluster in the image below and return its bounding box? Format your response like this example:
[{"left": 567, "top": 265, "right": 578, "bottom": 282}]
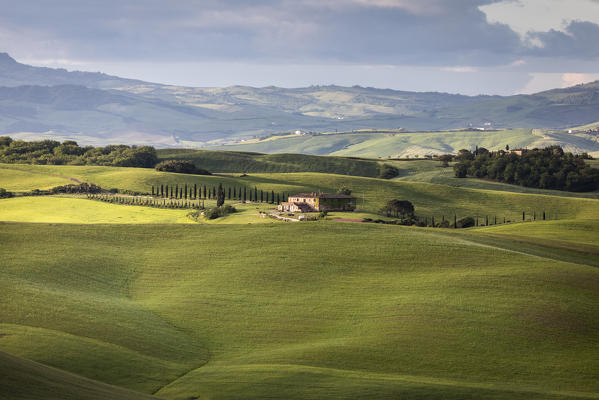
[
  {"left": 0, "top": 137, "right": 157, "bottom": 167},
  {"left": 378, "top": 164, "right": 400, "bottom": 179},
  {"left": 188, "top": 205, "right": 237, "bottom": 221},
  {"left": 0, "top": 188, "right": 13, "bottom": 198},
  {"left": 453, "top": 146, "right": 599, "bottom": 192},
  {"left": 155, "top": 160, "right": 211, "bottom": 175}
]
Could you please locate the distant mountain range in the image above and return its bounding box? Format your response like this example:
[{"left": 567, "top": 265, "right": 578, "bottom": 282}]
[{"left": 0, "top": 52, "right": 598, "bottom": 147}]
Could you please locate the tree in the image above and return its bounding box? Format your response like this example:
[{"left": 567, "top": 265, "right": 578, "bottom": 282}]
[
  {"left": 380, "top": 199, "right": 414, "bottom": 218},
  {"left": 271, "top": 190, "right": 275, "bottom": 204},
  {"left": 454, "top": 163, "right": 468, "bottom": 178},
  {"left": 438, "top": 154, "right": 453, "bottom": 167},
  {"left": 243, "top": 187, "right": 247, "bottom": 202},
  {"left": 155, "top": 160, "right": 211, "bottom": 175},
  {"left": 337, "top": 186, "right": 352, "bottom": 195},
  {"left": 216, "top": 183, "right": 225, "bottom": 207},
  {"left": 379, "top": 164, "right": 399, "bottom": 179}
]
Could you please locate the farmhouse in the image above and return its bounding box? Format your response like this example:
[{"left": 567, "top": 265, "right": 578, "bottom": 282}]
[{"left": 278, "top": 192, "right": 356, "bottom": 212}]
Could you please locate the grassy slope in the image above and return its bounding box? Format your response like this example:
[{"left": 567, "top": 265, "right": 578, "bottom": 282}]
[
  {"left": 0, "top": 196, "right": 194, "bottom": 224},
  {"left": 389, "top": 160, "right": 599, "bottom": 199},
  {"left": 1, "top": 222, "right": 598, "bottom": 400},
  {"left": 156, "top": 149, "right": 382, "bottom": 177},
  {"left": 0, "top": 351, "right": 160, "bottom": 400},
  {"left": 212, "top": 129, "right": 539, "bottom": 157},
  {"left": 2, "top": 164, "right": 599, "bottom": 222}
]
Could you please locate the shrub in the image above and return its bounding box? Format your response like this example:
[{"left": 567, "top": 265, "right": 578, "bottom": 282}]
[
  {"left": 204, "top": 205, "right": 237, "bottom": 220},
  {"left": 453, "top": 216, "right": 475, "bottom": 228},
  {"left": 155, "top": 160, "right": 211, "bottom": 175},
  {"left": 378, "top": 164, "right": 400, "bottom": 179},
  {"left": 0, "top": 188, "right": 13, "bottom": 198}
]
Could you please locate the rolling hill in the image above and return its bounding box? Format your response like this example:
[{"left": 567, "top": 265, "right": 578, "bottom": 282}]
[
  {"left": 2, "top": 52, "right": 599, "bottom": 151},
  {"left": 0, "top": 351, "right": 160, "bottom": 400},
  {"left": 1, "top": 221, "right": 598, "bottom": 400}
]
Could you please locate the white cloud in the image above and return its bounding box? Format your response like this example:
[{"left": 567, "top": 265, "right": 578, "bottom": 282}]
[
  {"left": 440, "top": 66, "right": 478, "bottom": 73},
  {"left": 481, "top": 0, "right": 599, "bottom": 37}
]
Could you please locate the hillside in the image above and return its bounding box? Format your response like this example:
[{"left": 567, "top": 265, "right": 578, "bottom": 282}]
[
  {"left": 2, "top": 53, "right": 599, "bottom": 150},
  {"left": 0, "top": 351, "right": 160, "bottom": 400},
  {"left": 156, "top": 149, "right": 382, "bottom": 177},
  {"left": 1, "top": 222, "right": 598, "bottom": 400},
  {"left": 211, "top": 129, "right": 599, "bottom": 157},
  {"left": 2, "top": 163, "right": 599, "bottom": 221}
]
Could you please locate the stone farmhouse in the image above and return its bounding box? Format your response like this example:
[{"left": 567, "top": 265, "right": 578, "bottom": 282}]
[{"left": 278, "top": 192, "right": 356, "bottom": 213}]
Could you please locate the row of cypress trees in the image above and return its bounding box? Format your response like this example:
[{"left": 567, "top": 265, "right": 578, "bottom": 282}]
[
  {"left": 151, "top": 183, "right": 286, "bottom": 204},
  {"left": 87, "top": 193, "right": 204, "bottom": 209}
]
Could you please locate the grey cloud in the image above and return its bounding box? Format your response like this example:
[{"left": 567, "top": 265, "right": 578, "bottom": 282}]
[
  {"left": 0, "top": 0, "right": 596, "bottom": 67},
  {"left": 527, "top": 21, "right": 599, "bottom": 58}
]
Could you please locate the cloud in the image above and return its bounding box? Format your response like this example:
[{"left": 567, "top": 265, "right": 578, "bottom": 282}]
[
  {"left": 527, "top": 20, "right": 599, "bottom": 58},
  {"left": 0, "top": 0, "right": 522, "bottom": 66}
]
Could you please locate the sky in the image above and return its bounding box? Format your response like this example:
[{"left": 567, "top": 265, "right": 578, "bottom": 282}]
[{"left": 1, "top": 0, "right": 598, "bottom": 95}]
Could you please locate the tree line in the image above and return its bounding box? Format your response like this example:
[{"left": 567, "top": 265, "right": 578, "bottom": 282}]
[
  {"left": 378, "top": 198, "right": 552, "bottom": 228},
  {"left": 452, "top": 146, "right": 598, "bottom": 192},
  {"left": 151, "top": 183, "right": 285, "bottom": 204},
  {"left": 0, "top": 137, "right": 157, "bottom": 167}
]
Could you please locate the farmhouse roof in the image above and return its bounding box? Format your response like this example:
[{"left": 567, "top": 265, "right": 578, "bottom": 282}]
[{"left": 291, "top": 192, "right": 354, "bottom": 199}]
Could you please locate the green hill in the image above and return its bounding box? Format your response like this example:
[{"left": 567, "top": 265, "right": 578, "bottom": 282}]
[
  {"left": 156, "top": 149, "right": 382, "bottom": 177},
  {"left": 211, "top": 128, "right": 599, "bottom": 158},
  {"left": 0, "top": 351, "right": 160, "bottom": 400},
  {"left": 2, "top": 163, "right": 599, "bottom": 222},
  {"left": 1, "top": 222, "right": 598, "bottom": 399}
]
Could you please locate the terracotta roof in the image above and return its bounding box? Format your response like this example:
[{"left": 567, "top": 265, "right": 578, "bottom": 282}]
[{"left": 290, "top": 192, "right": 354, "bottom": 199}]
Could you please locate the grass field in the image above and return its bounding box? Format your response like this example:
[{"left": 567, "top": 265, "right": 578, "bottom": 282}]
[
  {"left": 0, "top": 351, "right": 159, "bottom": 400},
  {"left": 211, "top": 129, "right": 547, "bottom": 158},
  {"left": 1, "top": 160, "right": 598, "bottom": 399},
  {"left": 2, "top": 164, "right": 599, "bottom": 223},
  {"left": 0, "top": 197, "right": 194, "bottom": 224},
  {"left": 1, "top": 222, "right": 598, "bottom": 400},
  {"left": 156, "top": 149, "right": 382, "bottom": 177}
]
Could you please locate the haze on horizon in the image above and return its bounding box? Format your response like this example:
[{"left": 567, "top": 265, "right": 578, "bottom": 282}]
[{"left": 1, "top": 0, "right": 599, "bottom": 95}]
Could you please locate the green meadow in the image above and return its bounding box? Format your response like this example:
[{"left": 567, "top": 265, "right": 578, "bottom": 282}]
[
  {"left": 0, "top": 159, "right": 598, "bottom": 399},
  {"left": 1, "top": 222, "right": 599, "bottom": 399},
  {"left": 2, "top": 163, "right": 599, "bottom": 223}
]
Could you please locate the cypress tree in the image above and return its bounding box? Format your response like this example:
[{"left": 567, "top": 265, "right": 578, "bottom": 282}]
[
  {"left": 175, "top": 185, "right": 179, "bottom": 199},
  {"left": 454, "top": 214, "right": 457, "bottom": 228},
  {"left": 228, "top": 187, "right": 231, "bottom": 200},
  {"left": 522, "top": 211, "right": 525, "bottom": 221},
  {"left": 203, "top": 185, "right": 207, "bottom": 199},
  {"left": 271, "top": 190, "right": 275, "bottom": 204},
  {"left": 543, "top": 211, "right": 546, "bottom": 220},
  {"left": 243, "top": 187, "right": 247, "bottom": 202},
  {"left": 161, "top": 184, "right": 164, "bottom": 197},
  {"left": 485, "top": 215, "right": 488, "bottom": 226},
  {"left": 194, "top": 184, "right": 197, "bottom": 199},
  {"left": 260, "top": 190, "right": 263, "bottom": 202},
  {"left": 254, "top": 187, "right": 258, "bottom": 201},
  {"left": 212, "top": 187, "right": 216, "bottom": 198},
  {"left": 217, "top": 183, "right": 225, "bottom": 207}
]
